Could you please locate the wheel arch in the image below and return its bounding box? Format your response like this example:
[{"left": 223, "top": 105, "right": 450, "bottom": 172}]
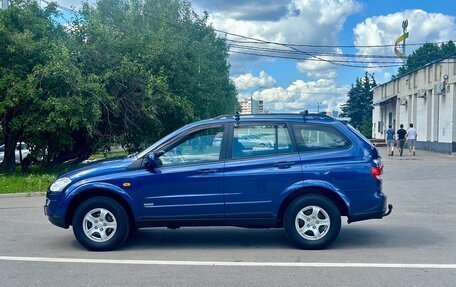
[
  {"left": 64, "top": 188, "right": 136, "bottom": 229},
  {"left": 277, "top": 186, "right": 350, "bottom": 226}
]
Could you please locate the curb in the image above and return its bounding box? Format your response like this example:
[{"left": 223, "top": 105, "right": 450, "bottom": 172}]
[{"left": 0, "top": 192, "right": 46, "bottom": 198}]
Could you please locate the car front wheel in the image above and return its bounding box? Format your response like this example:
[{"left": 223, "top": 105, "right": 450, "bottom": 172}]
[
  {"left": 72, "top": 196, "right": 130, "bottom": 251},
  {"left": 284, "top": 194, "right": 341, "bottom": 249}
]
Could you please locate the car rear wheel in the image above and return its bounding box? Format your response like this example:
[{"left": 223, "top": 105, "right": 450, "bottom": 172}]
[
  {"left": 72, "top": 197, "right": 130, "bottom": 251},
  {"left": 284, "top": 194, "right": 341, "bottom": 249}
]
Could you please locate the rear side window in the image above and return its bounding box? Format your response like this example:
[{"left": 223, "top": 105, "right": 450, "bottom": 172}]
[
  {"left": 232, "top": 124, "right": 293, "bottom": 159},
  {"left": 293, "top": 124, "right": 351, "bottom": 152}
]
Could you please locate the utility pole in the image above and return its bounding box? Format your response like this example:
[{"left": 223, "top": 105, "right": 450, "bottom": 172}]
[{"left": 2, "top": 0, "right": 8, "bottom": 10}]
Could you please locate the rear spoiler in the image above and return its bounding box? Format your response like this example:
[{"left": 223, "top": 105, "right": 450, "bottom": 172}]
[{"left": 334, "top": 117, "right": 351, "bottom": 124}]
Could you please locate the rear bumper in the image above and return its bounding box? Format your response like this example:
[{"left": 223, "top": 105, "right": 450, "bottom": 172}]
[{"left": 348, "top": 195, "right": 392, "bottom": 223}]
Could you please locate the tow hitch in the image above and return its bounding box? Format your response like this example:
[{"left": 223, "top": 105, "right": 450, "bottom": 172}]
[{"left": 383, "top": 204, "right": 393, "bottom": 217}]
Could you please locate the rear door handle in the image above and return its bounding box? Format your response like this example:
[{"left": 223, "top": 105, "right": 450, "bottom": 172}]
[
  {"left": 273, "top": 161, "right": 295, "bottom": 169},
  {"left": 197, "top": 169, "right": 218, "bottom": 175}
]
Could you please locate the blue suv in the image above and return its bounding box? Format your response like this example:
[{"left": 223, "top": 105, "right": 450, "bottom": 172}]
[{"left": 44, "top": 113, "right": 392, "bottom": 251}]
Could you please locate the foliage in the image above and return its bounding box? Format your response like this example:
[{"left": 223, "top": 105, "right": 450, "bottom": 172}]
[
  {"left": 0, "top": 0, "right": 67, "bottom": 172},
  {"left": 0, "top": 0, "right": 237, "bottom": 173},
  {"left": 341, "top": 72, "right": 376, "bottom": 138},
  {"left": 396, "top": 41, "right": 456, "bottom": 78}
]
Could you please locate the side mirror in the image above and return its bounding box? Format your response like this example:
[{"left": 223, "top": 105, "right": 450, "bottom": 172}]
[
  {"left": 145, "top": 153, "right": 157, "bottom": 169},
  {"left": 144, "top": 151, "right": 165, "bottom": 169}
]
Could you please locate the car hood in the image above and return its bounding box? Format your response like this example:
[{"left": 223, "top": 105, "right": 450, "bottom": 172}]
[{"left": 61, "top": 157, "right": 138, "bottom": 182}]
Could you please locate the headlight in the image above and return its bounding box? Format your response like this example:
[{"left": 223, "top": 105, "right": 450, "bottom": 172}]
[{"left": 50, "top": 177, "right": 72, "bottom": 192}]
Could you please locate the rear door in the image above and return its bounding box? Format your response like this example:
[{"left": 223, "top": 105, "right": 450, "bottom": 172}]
[{"left": 223, "top": 122, "right": 302, "bottom": 218}]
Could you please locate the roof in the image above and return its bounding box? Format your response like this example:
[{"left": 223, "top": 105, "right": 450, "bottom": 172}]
[{"left": 373, "top": 54, "right": 456, "bottom": 90}]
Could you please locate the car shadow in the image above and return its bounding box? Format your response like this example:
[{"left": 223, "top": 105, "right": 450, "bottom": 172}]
[
  {"left": 118, "top": 223, "right": 444, "bottom": 251},
  {"left": 122, "top": 227, "right": 291, "bottom": 250}
]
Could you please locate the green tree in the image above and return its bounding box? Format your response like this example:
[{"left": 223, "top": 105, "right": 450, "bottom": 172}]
[
  {"left": 396, "top": 41, "right": 456, "bottom": 77},
  {"left": 341, "top": 72, "right": 376, "bottom": 138},
  {"left": 1, "top": 0, "right": 237, "bottom": 172},
  {"left": 0, "top": 1, "right": 65, "bottom": 172},
  {"left": 73, "top": 0, "right": 237, "bottom": 151}
]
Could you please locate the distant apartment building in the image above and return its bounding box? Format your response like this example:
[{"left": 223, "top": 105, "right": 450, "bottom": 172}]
[
  {"left": 1, "top": 0, "right": 8, "bottom": 10},
  {"left": 239, "top": 98, "right": 264, "bottom": 114},
  {"left": 372, "top": 56, "right": 456, "bottom": 153}
]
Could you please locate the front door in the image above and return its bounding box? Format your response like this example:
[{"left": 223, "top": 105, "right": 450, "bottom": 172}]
[{"left": 137, "top": 125, "right": 226, "bottom": 219}]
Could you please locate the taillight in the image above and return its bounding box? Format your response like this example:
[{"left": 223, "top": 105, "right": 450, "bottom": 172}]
[{"left": 371, "top": 164, "right": 383, "bottom": 180}]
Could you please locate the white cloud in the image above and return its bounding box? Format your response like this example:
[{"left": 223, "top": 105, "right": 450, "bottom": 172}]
[
  {"left": 207, "top": 0, "right": 361, "bottom": 72},
  {"left": 296, "top": 59, "right": 338, "bottom": 79},
  {"left": 232, "top": 71, "right": 277, "bottom": 91},
  {"left": 354, "top": 9, "right": 456, "bottom": 57},
  {"left": 242, "top": 78, "right": 349, "bottom": 113}
]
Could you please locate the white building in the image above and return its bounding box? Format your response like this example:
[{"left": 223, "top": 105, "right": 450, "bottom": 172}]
[
  {"left": 239, "top": 98, "right": 264, "bottom": 114},
  {"left": 372, "top": 56, "right": 456, "bottom": 153}
]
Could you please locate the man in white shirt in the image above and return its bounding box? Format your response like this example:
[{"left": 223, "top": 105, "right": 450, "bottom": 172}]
[{"left": 406, "top": 123, "right": 417, "bottom": 156}]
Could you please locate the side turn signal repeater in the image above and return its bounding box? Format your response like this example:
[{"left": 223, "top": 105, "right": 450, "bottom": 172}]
[{"left": 122, "top": 182, "right": 131, "bottom": 187}]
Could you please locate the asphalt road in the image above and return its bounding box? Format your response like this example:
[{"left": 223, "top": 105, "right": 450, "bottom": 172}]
[{"left": 1, "top": 149, "right": 455, "bottom": 286}]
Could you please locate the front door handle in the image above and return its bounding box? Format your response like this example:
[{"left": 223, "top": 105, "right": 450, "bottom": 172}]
[
  {"left": 273, "top": 161, "right": 295, "bottom": 169},
  {"left": 197, "top": 168, "right": 218, "bottom": 175}
]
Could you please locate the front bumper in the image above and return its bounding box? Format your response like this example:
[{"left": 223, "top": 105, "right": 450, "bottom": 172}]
[{"left": 44, "top": 193, "right": 68, "bottom": 229}]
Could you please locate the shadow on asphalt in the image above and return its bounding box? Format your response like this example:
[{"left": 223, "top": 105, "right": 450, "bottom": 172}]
[
  {"left": 121, "top": 228, "right": 292, "bottom": 250},
  {"left": 107, "top": 223, "right": 444, "bottom": 251}
]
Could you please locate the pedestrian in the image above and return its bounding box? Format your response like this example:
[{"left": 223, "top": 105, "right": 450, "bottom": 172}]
[
  {"left": 396, "top": 124, "right": 407, "bottom": 156},
  {"left": 385, "top": 124, "right": 395, "bottom": 156},
  {"left": 406, "top": 123, "right": 417, "bottom": 156}
]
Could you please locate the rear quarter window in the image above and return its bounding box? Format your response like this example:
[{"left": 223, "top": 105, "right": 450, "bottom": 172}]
[{"left": 293, "top": 123, "right": 351, "bottom": 152}]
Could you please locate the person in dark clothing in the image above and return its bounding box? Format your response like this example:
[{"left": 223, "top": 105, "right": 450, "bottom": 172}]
[{"left": 396, "top": 124, "right": 407, "bottom": 156}]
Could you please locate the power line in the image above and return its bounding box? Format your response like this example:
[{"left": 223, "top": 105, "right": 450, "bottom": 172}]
[
  {"left": 230, "top": 51, "right": 403, "bottom": 67},
  {"left": 228, "top": 42, "right": 405, "bottom": 59},
  {"left": 229, "top": 44, "right": 403, "bottom": 63},
  {"left": 217, "top": 29, "right": 362, "bottom": 68},
  {"left": 226, "top": 38, "right": 453, "bottom": 48}
]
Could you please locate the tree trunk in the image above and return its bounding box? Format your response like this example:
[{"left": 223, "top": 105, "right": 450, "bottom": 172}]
[
  {"left": 48, "top": 131, "right": 92, "bottom": 166},
  {"left": 0, "top": 132, "right": 18, "bottom": 174}
]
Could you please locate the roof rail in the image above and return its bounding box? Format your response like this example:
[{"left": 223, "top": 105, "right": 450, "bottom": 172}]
[{"left": 213, "top": 112, "right": 335, "bottom": 121}]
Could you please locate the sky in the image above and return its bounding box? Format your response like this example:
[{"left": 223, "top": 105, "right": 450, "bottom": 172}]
[{"left": 52, "top": 0, "right": 456, "bottom": 114}]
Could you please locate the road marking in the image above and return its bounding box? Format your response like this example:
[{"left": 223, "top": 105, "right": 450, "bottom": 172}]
[{"left": 0, "top": 256, "right": 455, "bottom": 269}]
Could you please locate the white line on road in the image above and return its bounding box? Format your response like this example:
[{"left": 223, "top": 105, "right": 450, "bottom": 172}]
[{"left": 0, "top": 256, "right": 455, "bottom": 269}]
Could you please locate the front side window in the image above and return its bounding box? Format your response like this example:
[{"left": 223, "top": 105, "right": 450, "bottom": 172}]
[
  {"left": 293, "top": 124, "right": 351, "bottom": 152},
  {"left": 158, "top": 126, "right": 224, "bottom": 166},
  {"left": 232, "top": 124, "right": 293, "bottom": 159}
]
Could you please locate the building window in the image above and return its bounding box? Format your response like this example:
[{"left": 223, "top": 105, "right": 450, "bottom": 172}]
[
  {"left": 453, "top": 59, "right": 456, "bottom": 75},
  {"left": 413, "top": 73, "right": 417, "bottom": 88},
  {"left": 434, "top": 64, "right": 438, "bottom": 81},
  {"left": 428, "top": 67, "right": 432, "bottom": 83}
]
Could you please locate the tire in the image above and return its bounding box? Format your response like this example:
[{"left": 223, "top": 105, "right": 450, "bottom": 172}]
[
  {"left": 284, "top": 194, "right": 341, "bottom": 250},
  {"left": 72, "top": 196, "right": 130, "bottom": 251}
]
